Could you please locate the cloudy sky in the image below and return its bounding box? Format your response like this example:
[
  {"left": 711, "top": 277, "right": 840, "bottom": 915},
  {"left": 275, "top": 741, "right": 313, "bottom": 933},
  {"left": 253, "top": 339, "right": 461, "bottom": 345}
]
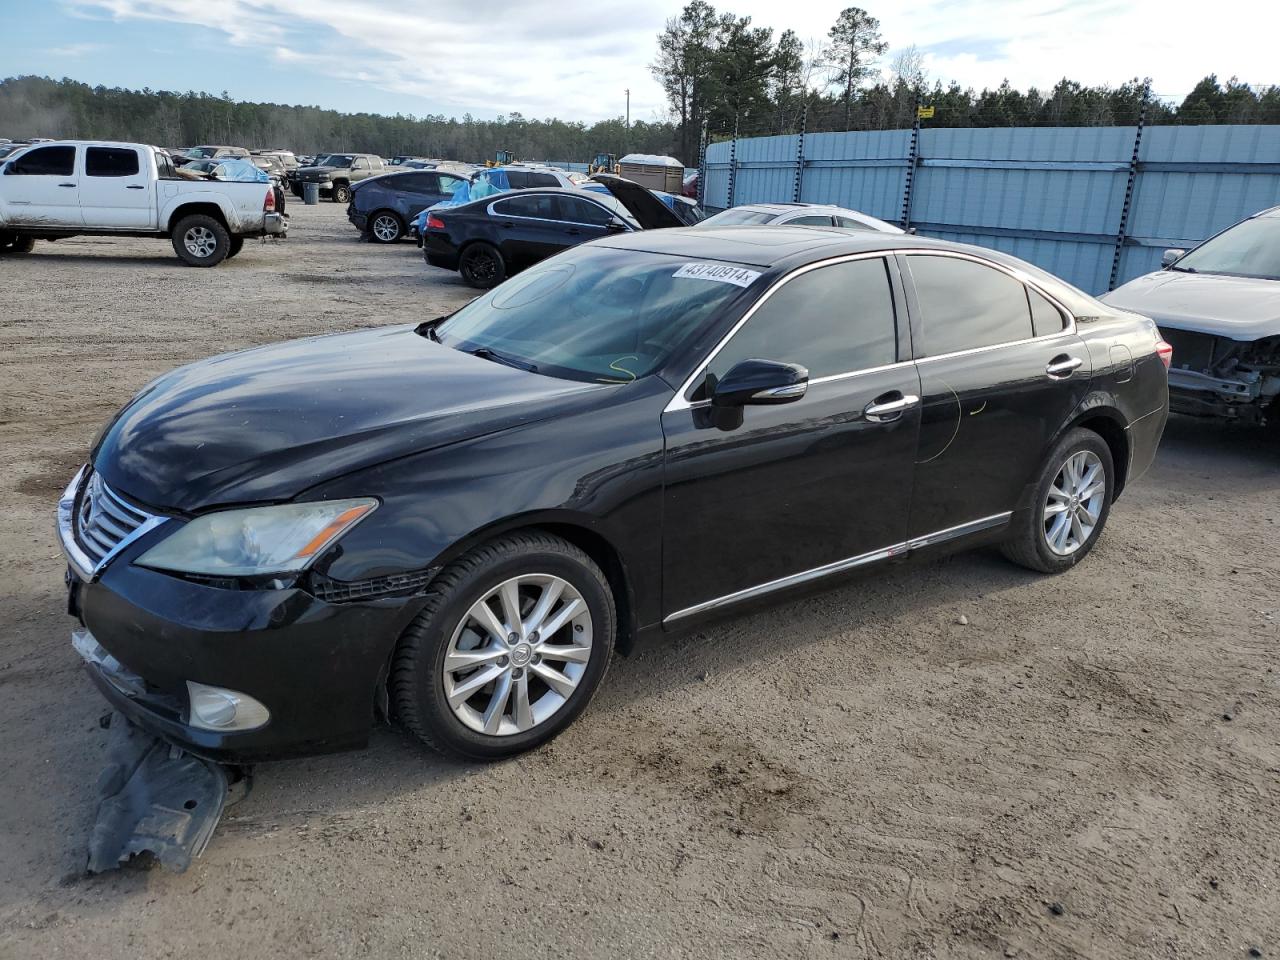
[{"left": 9, "top": 0, "right": 1275, "bottom": 122}]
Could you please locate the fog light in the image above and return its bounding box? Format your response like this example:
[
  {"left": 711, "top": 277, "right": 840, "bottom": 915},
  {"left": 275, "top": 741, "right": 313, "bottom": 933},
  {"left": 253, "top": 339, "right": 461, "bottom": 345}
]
[{"left": 186, "top": 681, "right": 270, "bottom": 732}]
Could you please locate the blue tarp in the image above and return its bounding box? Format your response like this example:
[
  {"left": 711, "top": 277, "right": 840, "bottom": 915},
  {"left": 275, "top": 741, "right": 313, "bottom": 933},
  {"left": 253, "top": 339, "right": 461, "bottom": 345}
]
[{"left": 212, "top": 159, "right": 271, "bottom": 183}]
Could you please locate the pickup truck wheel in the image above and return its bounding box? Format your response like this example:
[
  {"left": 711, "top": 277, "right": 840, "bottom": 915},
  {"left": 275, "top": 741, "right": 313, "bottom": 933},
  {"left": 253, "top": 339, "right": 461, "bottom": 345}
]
[
  {"left": 369, "top": 210, "right": 404, "bottom": 243},
  {"left": 332, "top": 183, "right": 352, "bottom": 204},
  {"left": 1001, "top": 427, "right": 1114, "bottom": 574},
  {"left": 9, "top": 235, "right": 35, "bottom": 254},
  {"left": 459, "top": 242, "right": 506, "bottom": 289},
  {"left": 226, "top": 237, "right": 245, "bottom": 259},
  {"left": 171, "top": 214, "right": 231, "bottom": 267}
]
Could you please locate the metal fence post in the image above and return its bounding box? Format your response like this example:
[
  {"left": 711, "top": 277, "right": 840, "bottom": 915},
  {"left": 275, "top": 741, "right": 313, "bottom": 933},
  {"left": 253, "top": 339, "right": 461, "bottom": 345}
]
[
  {"left": 792, "top": 106, "right": 807, "bottom": 203},
  {"left": 900, "top": 115, "right": 921, "bottom": 230},
  {"left": 696, "top": 122, "right": 708, "bottom": 209},
  {"left": 727, "top": 113, "right": 739, "bottom": 209},
  {"left": 1108, "top": 85, "right": 1150, "bottom": 291}
]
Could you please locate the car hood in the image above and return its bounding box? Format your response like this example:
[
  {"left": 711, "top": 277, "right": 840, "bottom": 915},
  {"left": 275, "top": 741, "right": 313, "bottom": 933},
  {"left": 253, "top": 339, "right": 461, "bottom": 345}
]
[
  {"left": 1101, "top": 271, "right": 1280, "bottom": 341},
  {"left": 93, "top": 326, "right": 601, "bottom": 513},
  {"left": 590, "top": 174, "right": 684, "bottom": 230}
]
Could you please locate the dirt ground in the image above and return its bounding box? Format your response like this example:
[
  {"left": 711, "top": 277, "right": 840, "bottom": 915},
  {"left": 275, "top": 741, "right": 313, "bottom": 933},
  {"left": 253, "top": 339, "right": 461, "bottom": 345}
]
[{"left": 1, "top": 203, "right": 1277, "bottom": 960}]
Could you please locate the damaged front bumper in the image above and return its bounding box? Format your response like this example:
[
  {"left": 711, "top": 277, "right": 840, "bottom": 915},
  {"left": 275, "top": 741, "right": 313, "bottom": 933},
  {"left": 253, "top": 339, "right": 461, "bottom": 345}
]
[{"left": 1167, "top": 366, "right": 1279, "bottom": 423}]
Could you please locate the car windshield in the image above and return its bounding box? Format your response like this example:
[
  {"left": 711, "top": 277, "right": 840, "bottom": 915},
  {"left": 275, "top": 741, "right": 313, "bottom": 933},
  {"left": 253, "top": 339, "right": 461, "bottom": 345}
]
[
  {"left": 701, "top": 208, "right": 779, "bottom": 226},
  {"left": 188, "top": 147, "right": 218, "bottom": 158},
  {"left": 317, "top": 155, "right": 353, "bottom": 167},
  {"left": 1175, "top": 215, "right": 1280, "bottom": 280},
  {"left": 437, "top": 246, "right": 759, "bottom": 383}
]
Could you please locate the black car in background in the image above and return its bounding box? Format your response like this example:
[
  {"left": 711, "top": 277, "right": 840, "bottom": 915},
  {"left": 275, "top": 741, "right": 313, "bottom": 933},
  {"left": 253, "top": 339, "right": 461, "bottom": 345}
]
[
  {"left": 60, "top": 227, "right": 1169, "bottom": 764},
  {"left": 347, "top": 169, "right": 472, "bottom": 243},
  {"left": 423, "top": 175, "right": 683, "bottom": 287}
]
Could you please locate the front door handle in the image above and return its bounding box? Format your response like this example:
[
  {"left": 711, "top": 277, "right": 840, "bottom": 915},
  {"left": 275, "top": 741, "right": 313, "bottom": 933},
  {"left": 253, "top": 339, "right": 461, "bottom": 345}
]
[
  {"left": 500, "top": 221, "right": 514, "bottom": 229},
  {"left": 58, "top": 182, "right": 77, "bottom": 188},
  {"left": 1046, "top": 355, "right": 1084, "bottom": 379},
  {"left": 863, "top": 392, "right": 920, "bottom": 422},
  {"left": 566, "top": 228, "right": 581, "bottom": 236},
  {"left": 126, "top": 184, "right": 145, "bottom": 190}
]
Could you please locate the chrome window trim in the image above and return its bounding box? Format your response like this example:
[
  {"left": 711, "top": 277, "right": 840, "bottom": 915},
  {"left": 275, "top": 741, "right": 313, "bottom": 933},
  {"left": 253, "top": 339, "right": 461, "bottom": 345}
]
[
  {"left": 485, "top": 195, "right": 628, "bottom": 231},
  {"left": 663, "top": 511, "right": 1012, "bottom": 624},
  {"left": 663, "top": 250, "right": 900, "bottom": 414}
]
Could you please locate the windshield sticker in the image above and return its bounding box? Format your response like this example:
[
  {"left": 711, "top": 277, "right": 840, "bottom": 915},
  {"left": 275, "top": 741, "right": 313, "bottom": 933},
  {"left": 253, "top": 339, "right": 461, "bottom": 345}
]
[{"left": 672, "top": 263, "right": 762, "bottom": 287}]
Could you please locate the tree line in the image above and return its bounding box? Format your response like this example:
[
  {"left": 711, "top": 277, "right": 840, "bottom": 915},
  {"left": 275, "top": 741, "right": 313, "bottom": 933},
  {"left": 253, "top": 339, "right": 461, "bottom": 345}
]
[
  {"left": 653, "top": 1, "right": 1280, "bottom": 160},
  {"left": 0, "top": 75, "right": 677, "bottom": 164}
]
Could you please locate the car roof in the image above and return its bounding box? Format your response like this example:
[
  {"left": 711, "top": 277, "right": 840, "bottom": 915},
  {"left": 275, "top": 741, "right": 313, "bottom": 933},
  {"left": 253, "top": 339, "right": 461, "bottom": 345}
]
[{"left": 590, "top": 225, "right": 947, "bottom": 266}]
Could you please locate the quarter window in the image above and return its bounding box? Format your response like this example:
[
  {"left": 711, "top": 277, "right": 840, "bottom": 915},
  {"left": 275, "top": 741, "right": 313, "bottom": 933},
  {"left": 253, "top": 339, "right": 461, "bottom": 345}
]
[
  {"left": 7, "top": 145, "right": 75, "bottom": 176},
  {"left": 907, "top": 255, "right": 1034, "bottom": 355},
  {"left": 86, "top": 147, "right": 140, "bottom": 178},
  {"left": 1028, "top": 287, "right": 1067, "bottom": 337},
  {"left": 704, "top": 258, "right": 898, "bottom": 386},
  {"left": 836, "top": 216, "right": 873, "bottom": 230}
]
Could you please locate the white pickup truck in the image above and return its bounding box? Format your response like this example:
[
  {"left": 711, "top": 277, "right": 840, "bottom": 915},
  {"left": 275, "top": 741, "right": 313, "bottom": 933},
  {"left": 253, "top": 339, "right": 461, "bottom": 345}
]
[{"left": 0, "top": 140, "right": 287, "bottom": 266}]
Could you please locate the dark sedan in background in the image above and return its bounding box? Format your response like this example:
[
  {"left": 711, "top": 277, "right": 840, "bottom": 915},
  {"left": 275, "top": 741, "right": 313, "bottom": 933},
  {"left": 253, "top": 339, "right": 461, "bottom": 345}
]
[
  {"left": 348, "top": 169, "right": 471, "bottom": 243},
  {"left": 60, "top": 227, "right": 1168, "bottom": 770},
  {"left": 423, "top": 174, "right": 684, "bottom": 287}
]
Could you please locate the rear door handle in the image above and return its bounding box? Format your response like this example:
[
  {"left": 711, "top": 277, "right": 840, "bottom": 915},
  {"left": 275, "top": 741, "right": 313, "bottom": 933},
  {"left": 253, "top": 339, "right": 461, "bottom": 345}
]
[
  {"left": 59, "top": 182, "right": 77, "bottom": 188},
  {"left": 126, "top": 184, "right": 145, "bottom": 190},
  {"left": 1046, "top": 355, "right": 1084, "bottom": 379},
  {"left": 566, "top": 228, "right": 581, "bottom": 236},
  {"left": 863, "top": 393, "right": 920, "bottom": 422}
]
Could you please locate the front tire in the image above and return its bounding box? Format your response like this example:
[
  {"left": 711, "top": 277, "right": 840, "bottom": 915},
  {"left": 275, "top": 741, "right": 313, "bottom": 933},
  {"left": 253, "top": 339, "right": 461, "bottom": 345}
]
[
  {"left": 369, "top": 210, "right": 404, "bottom": 244},
  {"left": 391, "top": 531, "right": 614, "bottom": 760},
  {"left": 171, "top": 214, "right": 230, "bottom": 267},
  {"left": 1001, "top": 427, "right": 1114, "bottom": 573},
  {"left": 331, "top": 183, "right": 352, "bottom": 204},
  {"left": 0, "top": 233, "right": 34, "bottom": 254},
  {"left": 458, "top": 242, "right": 506, "bottom": 289}
]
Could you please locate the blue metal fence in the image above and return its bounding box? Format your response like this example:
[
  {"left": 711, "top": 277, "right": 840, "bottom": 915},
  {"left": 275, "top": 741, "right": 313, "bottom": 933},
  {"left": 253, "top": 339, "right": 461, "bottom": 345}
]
[{"left": 703, "top": 124, "right": 1280, "bottom": 294}]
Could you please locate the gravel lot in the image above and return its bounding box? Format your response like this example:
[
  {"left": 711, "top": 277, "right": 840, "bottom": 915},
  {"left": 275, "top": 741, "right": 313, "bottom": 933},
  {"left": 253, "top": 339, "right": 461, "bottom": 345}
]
[{"left": 1, "top": 203, "right": 1277, "bottom": 960}]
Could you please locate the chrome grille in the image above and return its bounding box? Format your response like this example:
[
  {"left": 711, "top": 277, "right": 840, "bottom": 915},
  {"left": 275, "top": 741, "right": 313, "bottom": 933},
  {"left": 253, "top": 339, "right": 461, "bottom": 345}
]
[{"left": 74, "top": 471, "right": 155, "bottom": 568}]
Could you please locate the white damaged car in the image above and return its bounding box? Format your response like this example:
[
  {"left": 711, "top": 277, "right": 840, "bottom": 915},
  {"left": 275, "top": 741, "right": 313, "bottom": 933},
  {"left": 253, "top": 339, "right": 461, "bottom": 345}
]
[{"left": 1103, "top": 206, "right": 1280, "bottom": 428}]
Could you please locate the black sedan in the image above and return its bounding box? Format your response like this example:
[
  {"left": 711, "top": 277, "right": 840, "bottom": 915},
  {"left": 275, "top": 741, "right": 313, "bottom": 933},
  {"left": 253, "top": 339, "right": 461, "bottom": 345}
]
[
  {"left": 348, "top": 169, "right": 471, "bottom": 243},
  {"left": 423, "top": 175, "right": 683, "bottom": 288},
  {"left": 59, "top": 227, "right": 1169, "bottom": 764}
]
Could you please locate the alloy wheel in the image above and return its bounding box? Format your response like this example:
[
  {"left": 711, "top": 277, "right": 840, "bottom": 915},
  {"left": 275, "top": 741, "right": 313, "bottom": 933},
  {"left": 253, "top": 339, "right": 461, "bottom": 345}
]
[
  {"left": 463, "top": 249, "right": 497, "bottom": 284},
  {"left": 442, "top": 574, "right": 593, "bottom": 736},
  {"left": 372, "top": 214, "right": 400, "bottom": 242},
  {"left": 183, "top": 226, "right": 217, "bottom": 259},
  {"left": 1043, "top": 450, "right": 1105, "bottom": 556}
]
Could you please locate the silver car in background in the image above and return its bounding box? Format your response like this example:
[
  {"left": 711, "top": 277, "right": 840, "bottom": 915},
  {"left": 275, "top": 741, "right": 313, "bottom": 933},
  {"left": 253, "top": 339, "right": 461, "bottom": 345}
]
[
  {"left": 699, "top": 201, "right": 904, "bottom": 234},
  {"left": 1103, "top": 206, "right": 1280, "bottom": 428}
]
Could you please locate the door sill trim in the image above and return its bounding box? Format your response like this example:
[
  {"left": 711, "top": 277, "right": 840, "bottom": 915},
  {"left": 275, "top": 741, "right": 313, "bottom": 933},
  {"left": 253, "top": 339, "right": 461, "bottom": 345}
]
[{"left": 663, "top": 511, "right": 1011, "bottom": 625}]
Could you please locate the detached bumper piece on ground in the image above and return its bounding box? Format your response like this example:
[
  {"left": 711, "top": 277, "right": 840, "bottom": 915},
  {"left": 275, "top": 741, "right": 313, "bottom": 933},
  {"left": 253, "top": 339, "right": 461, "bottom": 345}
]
[{"left": 87, "top": 713, "right": 246, "bottom": 874}]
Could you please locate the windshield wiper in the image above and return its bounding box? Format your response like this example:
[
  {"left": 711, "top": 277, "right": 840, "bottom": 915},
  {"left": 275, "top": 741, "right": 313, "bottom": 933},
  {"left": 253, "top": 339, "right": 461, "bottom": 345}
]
[
  {"left": 1169, "top": 265, "right": 1197, "bottom": 273},
  {"left": 470, "top": 347, "right": 538, "bottom": 373}
]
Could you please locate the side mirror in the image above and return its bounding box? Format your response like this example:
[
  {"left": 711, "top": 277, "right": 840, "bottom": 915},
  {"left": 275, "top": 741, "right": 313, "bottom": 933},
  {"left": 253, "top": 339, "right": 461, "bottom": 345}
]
[
  {"left": 711, "top": 359, "right": 809, "bottom": 408},
  {"left": 1161, "top": 248, "right": 1185, "bottom": 268},
  {"left": 605, "top": 219, "right": 628, "bottom": 233}
]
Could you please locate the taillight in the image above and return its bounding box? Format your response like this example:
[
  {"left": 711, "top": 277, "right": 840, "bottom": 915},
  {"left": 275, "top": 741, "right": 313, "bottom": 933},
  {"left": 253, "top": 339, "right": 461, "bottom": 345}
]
[
  {"left": 264, "top": 187, "right": 275, "bottom": 212},
  {"left": 426, "top": 215, "right": 445, "bottom": 230},
  {"left": 1156, "top": 339, "right": 1173, "bottom": 369}
]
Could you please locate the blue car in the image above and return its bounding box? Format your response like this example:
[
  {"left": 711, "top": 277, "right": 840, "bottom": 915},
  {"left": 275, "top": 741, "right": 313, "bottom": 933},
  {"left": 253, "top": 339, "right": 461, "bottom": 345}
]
[{"left": 348, "top": 169, "right": 472, "bottom": 243}]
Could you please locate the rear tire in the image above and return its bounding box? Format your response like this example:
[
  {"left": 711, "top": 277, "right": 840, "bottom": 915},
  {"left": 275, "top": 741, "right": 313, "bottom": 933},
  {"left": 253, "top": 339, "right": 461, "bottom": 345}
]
[
  {"left": 1001, "top": 427, "right": 1114, "bottom": 574},
  {"left": 369, "top": 210, "right": 404, "bottom": 244},
  {"left": 390, "top": 531, "right": 614, "bottom": 760},
  {"left": 171, "top": 214, "right": 230, "bottom": 267},
  {"left": 459, "top": 242, "right": 506, "bottom": 289}
]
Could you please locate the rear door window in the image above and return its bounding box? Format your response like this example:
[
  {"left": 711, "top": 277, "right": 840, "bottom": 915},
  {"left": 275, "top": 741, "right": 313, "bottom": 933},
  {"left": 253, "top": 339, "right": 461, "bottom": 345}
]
[
  {"left": 494, "top": 194, "right": 560, "bottom": 220},
  {"left": 525, "top": 172, "right": 562, "bottom": 187},
  {"left": 787, "top": 215, "right": 834, "bottom": 226},
  {"left": 8, "top": 145, "right": 75, "bottom": 176},
  {"left": 906, "top": 255, "right": 1035, "bottom": 356},
  {"left": 396, "top": 173, "right": 439, "bottom": 194},
  {"left": 557, "top": 196, "right": 613, "bottom": 226},
  {"left": 86, "top": 147, "right": 140, "bottom": 178}
]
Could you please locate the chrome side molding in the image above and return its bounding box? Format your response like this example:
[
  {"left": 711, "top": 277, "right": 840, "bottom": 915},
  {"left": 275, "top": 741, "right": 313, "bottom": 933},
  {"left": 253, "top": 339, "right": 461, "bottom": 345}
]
[{"left": 663, "top": 511, "right": 1012, "bottom": 625}]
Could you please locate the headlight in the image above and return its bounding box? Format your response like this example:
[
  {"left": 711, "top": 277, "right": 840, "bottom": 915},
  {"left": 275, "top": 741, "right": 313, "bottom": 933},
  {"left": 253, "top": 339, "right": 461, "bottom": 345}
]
[{"left": 136, "top": 499, "right": 376, "bottom": 577}]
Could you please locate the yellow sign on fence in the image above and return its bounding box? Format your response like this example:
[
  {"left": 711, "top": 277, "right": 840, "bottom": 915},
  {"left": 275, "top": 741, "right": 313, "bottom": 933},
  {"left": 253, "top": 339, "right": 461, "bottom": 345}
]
[{"left": 917, "top": 105, "right": 935, "bottom": 119}]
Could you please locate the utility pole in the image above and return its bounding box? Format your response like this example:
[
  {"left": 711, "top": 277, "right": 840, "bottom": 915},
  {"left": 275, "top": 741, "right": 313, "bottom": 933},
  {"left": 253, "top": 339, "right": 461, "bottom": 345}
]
[{"left": 625, "top": 89, "right": 630, "bottom": 130}]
